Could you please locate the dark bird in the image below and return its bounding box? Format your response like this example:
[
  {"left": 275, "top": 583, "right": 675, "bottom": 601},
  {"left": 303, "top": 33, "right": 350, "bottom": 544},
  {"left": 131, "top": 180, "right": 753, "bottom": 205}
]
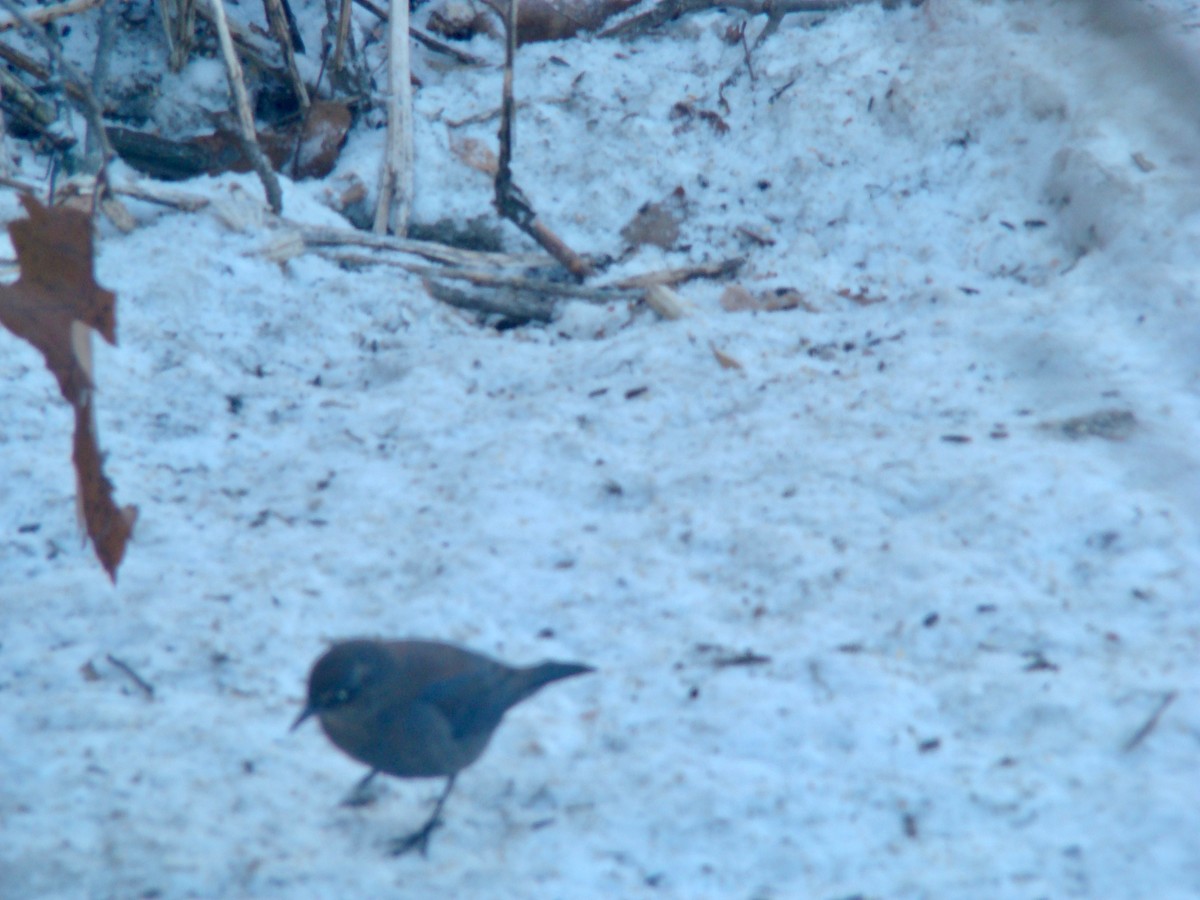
[{"left": 292, "top": 638, "right": 593, "bottom": 856}]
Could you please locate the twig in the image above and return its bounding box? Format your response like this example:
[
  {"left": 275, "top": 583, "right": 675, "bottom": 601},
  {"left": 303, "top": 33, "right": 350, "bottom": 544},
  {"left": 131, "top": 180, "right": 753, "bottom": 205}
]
[
  {"left": 351, "top": 0, "right": 388, "bottom": 18},
  {"left": 713, "top": 650, "right": 771, "bottom": 668},
  {"left": 86, "top": 0, "right": 117, "bottom": 170},
  {"left": 0, "top": 0, "right": 113, "bottom": 167},
  {"left": 423, "top": 278, "right": 557, "bottom": 323},
  {"left": 111, "top": 179, "right": 213, "bottom": 212},
  {"left": 106, "top": 653, "right": 155, "bottom": 700},
  {"left": 296, "top": 222, "right": 554, "bottom": 267},
  {"left": 0, "top": 173, "right": 41, "bottom": 195},
  {"left": 350, "top": 0, "right": 487, "bottom": 66},
  {"left": 207, "top": 0, "right": 283, "bottom": 213},
  {"left": 331, "top": 0, "right": 353, "bottom": 74},
  {"left": 493, "top": 0, "right": 592, "bottom": 277},
  {"left": 159, "top": 0, "right": 198, "bottom": 70},
  {"left": 607, "top": 256, "right": 744, "bottom": 289},
  {"left": 642, "top": 283, "right": 686, "bottom": 319},
  {"left": 600, "top": 0, "right": 861, "bottom": 38},
  {"left": 0, "top": 103, "right": 9, "bottom": 178},
  {"left": 411, "top": 27, "right": 488, "bottom": 66},
  {"left": 0, "top": 41, "right": 57, "bottom": 85},
  {"left": 322, "top": 251, "right": 629, "bottom": 300},
  {"left": 263, "top": 0, "right": 310, "bottom": 110},
  {"left": 373, "top": 0, "right": 414, "bottom": 234},
  {"left": 0, "top": 0, "right": 102, "bottom": 32},
  {"left": 1123, "top": 690, "right": 1178, "bottom": 752},
  {"left": 194, "top": 2, "right": 287, "bottom": 83},
  {"left": 0, "top": 66, "right": 64, "bottom": 137}
]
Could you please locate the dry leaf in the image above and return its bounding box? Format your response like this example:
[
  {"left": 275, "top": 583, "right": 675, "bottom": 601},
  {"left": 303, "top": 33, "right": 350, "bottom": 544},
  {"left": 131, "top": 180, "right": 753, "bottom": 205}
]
[
  {"left": 720, "top": 285, "right": 757, "bottom": 312},
  {"left": 621, "top": 186, "right": 688, "bottom": 251},
  {"left": 294, "top": 101, "right": 353, "bottom": 179},
  {"left": 710, "top": 341, "right": 743, "bottom": 370},
  {"left": 0, "top": 195, "right": 137, "bottom": 581},
  {"left": 721, "top": 285, "right": 816, "bottom": 313},
  {"left": 451, "top": 137, "right": 499, "bottom": 175}
]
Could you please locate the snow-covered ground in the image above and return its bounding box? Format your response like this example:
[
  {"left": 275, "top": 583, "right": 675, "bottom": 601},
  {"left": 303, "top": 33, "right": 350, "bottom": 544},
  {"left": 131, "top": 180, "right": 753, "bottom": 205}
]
[{"left": 2, "top": 0, "right": 1199, "bottom": 896}]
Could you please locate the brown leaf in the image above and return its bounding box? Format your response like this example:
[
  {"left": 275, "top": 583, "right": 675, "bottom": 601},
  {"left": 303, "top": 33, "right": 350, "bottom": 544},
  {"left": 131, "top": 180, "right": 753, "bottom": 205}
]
[
  {"left": 293, "top": 101, "right": 352, "bottom": 179},
  {"left": 721, "top": 284, "right": 816, "bottom": 313},
  {"left": 710, "top": 341, "right": 743, "bottom": 370},
  {"left": 451, "top": 137, "right": 499, "bottom": 175},
  {"left": 0, "top": 195, "right": 137, "bottom": 581},
  {"left": 621, "top": 186, "right": 688, "bottom": 251},
  {"left": 719, "top": 285, "right": 757, "bottom": 312}
]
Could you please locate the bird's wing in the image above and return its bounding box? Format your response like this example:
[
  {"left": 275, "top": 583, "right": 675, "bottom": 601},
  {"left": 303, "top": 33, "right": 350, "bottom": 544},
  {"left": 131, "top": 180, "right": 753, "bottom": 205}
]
[{"left": 419, "top": 666, "right": 513, "bottom": 740}]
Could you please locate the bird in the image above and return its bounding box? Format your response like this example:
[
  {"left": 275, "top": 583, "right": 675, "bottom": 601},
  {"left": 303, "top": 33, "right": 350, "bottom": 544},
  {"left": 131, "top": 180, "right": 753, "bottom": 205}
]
[{"left": 291, "top": 638, "right": 593, "bottom": 856}]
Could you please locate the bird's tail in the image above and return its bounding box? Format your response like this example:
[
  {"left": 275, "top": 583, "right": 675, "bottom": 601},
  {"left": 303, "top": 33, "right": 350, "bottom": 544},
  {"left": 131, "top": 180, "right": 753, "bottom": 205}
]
[{"left": 511, "top": 660, "right": 594, "bottom": 706}]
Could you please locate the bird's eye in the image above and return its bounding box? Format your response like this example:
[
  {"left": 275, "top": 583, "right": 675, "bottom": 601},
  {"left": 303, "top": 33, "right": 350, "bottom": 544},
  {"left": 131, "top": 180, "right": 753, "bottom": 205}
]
[{"left": 333, "top": 688, "right": 352, "bottom": 704}]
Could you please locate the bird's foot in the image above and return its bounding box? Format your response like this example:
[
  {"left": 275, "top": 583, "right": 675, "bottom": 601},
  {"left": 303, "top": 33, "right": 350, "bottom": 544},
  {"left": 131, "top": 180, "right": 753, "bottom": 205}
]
[
  {"left": 388, "top": 817, "right": 443, "bottom": 857},
  {"left": 340, "top": 771, "right": 383, "bottom": 807}
]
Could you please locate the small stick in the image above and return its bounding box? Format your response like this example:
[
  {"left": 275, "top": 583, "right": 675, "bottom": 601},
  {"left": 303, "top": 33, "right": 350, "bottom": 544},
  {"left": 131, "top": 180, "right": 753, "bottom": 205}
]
[
  {"left": 351, "top": 0, "right": 486, "bottom": 66},
  {"left": 159, "top": 0, "right": 198, "bottom": 71},
  {"left": 608, "top": 257, "right": 743, "bottom": 289},
  {"left": 373, "top": 0, "right": 414, "bottom": 235},
  {"left": 0, "top": 67, "right": 63, "bottom": 136},
  {"left": 195, "top": 2, "right": 279, "bottom": 75},
  {"left": 263, "top": 0, "right": 310, "bottom": 110},
  {"left": 1123, "top": 690, "right": 1178, "bottom": 752},
  {"left": 0, "top": 104, "right": 9, "bottom": 178},
  {"left": 0, "top": 173, "right": 41, "bottom": 194},
  {"left": 0, "top": 0, "right": 113, "bottom": 166},
  {"left": 0, "top": 0, "right": 102, "bottom": 32},
  {"left": 326, "top": 252, "right": 629, "bottom": 301},
  {"left": 207, "top": 0, "right": 283, "bottom": 213},
  {"left": 332, "top": 0, "right": 353, "bottom": 73},
  {"left": 493, "top": 0, "right": 591, "bottom": 277},
  {"left": 600, "top": 0, "right": 860, "bottom": 39},
  {"left": 423, "top": 278, "right": 556, "bottom": 323},
  {"left": 86, "top": 0, "right": 117, "bottom": 170},
  {"left": 297, "top": 222, "right": 554, "bottom": 268},
  {"left": 106, "top": 653, "right": 155, "bottom": 700}
]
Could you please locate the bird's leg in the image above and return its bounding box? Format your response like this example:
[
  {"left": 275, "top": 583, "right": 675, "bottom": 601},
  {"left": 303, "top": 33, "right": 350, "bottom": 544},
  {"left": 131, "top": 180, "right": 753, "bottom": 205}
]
[
  {"left": 340, "top": 769, "right": 381, "bottom": 807},
  {"left": 388, "top": 774, "right": 457, "bottom": 857}
]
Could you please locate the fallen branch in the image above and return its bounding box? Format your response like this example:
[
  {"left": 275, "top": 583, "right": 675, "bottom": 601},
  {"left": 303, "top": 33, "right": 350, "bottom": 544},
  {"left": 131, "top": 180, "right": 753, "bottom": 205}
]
[
  {"left": 373, "top": 0, "right": 414, "bottom": 234},
  {"left": 423, "top": 279, "right": 557, "bottom": 322},
  {"left": 207, "top": 0, "right": 283, "bottom": 213},
  {"left": 296, "top": 222, "right": 554, "bottom": 268},
  {"left": 195, "top": 1, "right": 290, "bottom": 89},
  {"left": 322, "top": 251, "right": 629, "bottom": 299},
  {"left": 600, "top": 0, "right": 863, "bottom": 38},
  {"left": 0, "top": 0, "right": 102, "bottom": 32},
  {"left": 111, "top": 180, "right": 213, "bottom": 212},
  {"left": 264, "top": 0, "right": 310, "bottom": 110},
  {"left": 493, "top": 0, "right": 592, "bottom": 277},
  {"left": 607, "top": 256, "right": 744, "bottom": 289},
  {"left": 351, "top": 0, "right": 487, "bottom": 66},
  {"left": 0, "top": 0, "right": 113, "bottom": 167}
]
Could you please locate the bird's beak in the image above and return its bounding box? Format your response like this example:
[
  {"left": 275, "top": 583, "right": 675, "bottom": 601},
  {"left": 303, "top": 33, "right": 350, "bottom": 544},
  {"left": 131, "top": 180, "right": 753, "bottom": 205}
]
[{"left": 290, "top": 704, "right": 315, "bottom": 732}]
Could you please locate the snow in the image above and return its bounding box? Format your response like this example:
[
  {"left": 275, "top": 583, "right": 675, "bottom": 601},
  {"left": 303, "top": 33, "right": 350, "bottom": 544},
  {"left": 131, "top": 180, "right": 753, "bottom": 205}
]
[{"left": 2, "top": 0, "right": 1199, "bottom": 897}]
